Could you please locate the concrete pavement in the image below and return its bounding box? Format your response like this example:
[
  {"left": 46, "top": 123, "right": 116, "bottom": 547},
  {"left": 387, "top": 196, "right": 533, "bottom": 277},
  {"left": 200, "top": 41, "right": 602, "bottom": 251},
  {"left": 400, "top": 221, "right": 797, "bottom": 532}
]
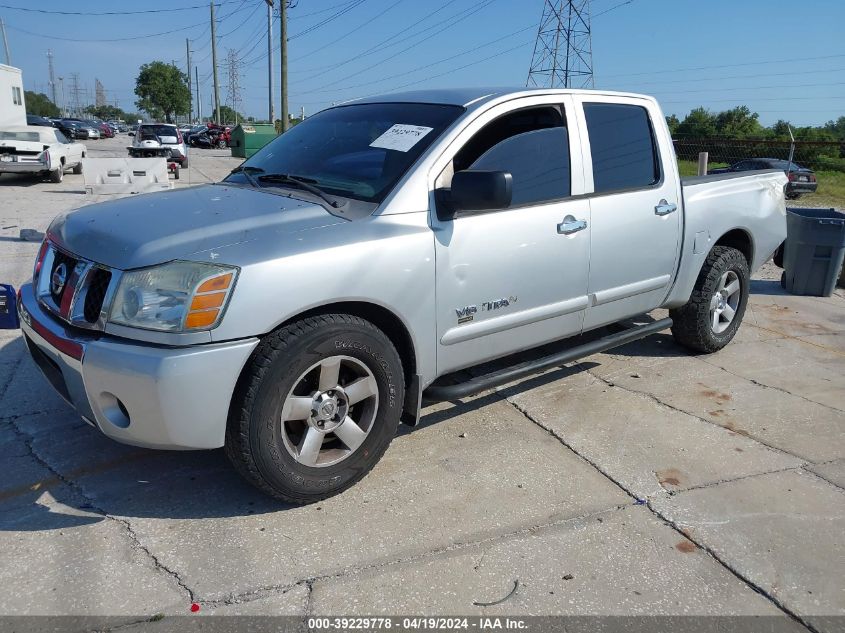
[{"left": 0, "top": 136, "right": 843, "bottom": 631}]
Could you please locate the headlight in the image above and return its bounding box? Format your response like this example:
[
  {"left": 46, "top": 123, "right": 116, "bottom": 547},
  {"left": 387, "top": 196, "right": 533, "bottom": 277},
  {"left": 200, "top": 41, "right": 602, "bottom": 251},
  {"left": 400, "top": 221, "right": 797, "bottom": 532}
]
[{"left": 109, "top": 261, "right": 238, "bottom": 332}]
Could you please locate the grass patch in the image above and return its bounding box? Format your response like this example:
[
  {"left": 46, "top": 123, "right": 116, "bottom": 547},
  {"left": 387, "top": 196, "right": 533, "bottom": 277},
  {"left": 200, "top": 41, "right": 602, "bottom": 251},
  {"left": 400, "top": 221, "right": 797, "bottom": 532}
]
[{"left": 677, "top": 160, "right": 844, "bottom": 209}]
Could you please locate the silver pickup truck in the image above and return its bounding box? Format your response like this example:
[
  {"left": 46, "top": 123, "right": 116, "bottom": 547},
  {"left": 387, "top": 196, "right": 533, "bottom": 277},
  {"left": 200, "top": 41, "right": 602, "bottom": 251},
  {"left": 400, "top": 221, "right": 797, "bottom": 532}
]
[{"left": 13, "top": 88, "right": 787, "bottom": 503}]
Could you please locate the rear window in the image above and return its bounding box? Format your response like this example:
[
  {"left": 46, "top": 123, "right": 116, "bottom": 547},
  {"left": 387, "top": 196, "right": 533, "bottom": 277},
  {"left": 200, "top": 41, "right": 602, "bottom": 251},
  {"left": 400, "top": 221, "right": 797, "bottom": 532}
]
[
  {"left": 0, "top": 131, "right": 40, "bottom": 142},
  {"left": 584, "top": 103, "right": 660, "bottom": 193},
  {"left": 141, "top": 125, "right": 179, "bottom": 142}
]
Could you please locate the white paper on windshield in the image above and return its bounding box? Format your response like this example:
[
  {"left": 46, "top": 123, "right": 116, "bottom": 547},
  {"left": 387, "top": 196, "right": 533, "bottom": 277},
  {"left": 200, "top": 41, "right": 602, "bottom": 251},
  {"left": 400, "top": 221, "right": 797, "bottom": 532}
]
[{"left": 369, "top": 124, "right": 433, "bottom": 152}]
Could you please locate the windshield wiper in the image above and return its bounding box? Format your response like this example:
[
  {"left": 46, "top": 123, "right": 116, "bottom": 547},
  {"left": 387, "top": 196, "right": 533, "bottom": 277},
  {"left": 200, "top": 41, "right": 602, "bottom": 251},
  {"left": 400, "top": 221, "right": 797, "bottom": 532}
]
[
  {"left": 257, "top": 173, "right": 343, "bottom": 209},
  {"left": 229, "top": 165, "right": 263, "bottom": 189}
]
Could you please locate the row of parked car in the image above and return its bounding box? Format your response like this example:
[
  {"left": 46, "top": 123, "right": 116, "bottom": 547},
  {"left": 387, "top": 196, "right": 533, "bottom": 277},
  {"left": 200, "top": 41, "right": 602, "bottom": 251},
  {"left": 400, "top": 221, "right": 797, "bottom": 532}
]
[
  {"left": 25, "top": 114, "right": 131, "bottom": 141},
  {"left": 177, "top": 123, "right": 232, "bottom": 149}
]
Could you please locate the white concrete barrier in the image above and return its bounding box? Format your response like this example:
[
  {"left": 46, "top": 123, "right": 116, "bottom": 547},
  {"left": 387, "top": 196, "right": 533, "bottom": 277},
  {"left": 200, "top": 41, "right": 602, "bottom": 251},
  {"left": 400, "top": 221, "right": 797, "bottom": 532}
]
[{"left": 83, "top": 157, "right": 172, "bottom": 195}]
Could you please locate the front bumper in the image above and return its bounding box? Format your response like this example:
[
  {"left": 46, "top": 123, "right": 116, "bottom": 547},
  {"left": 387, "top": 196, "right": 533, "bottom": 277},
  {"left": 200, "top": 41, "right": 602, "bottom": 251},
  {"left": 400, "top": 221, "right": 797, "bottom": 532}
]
[{"left": 18, "top": 283, "right": 259, "bottom": 450}]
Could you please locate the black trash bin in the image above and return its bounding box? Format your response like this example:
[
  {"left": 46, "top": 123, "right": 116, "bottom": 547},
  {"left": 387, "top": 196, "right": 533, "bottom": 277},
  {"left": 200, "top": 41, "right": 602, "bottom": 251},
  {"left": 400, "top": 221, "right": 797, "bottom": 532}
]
[{"left": 782, "top": 207, "right": 845, "bottom": 297}]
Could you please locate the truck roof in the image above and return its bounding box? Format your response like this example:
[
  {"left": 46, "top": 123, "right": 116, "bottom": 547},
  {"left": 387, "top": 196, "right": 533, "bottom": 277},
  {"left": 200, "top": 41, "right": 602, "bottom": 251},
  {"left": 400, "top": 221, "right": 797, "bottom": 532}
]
[{"left": 349, "top": 87, "right": 654, "bottom": 109}]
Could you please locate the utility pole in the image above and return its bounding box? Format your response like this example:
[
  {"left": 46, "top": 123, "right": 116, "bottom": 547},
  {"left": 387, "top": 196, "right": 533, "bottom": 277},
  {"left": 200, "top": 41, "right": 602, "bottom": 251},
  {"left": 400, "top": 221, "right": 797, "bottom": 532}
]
[
  {"left": 58, "top": 76, "right": 65, "bottom": 117},
  {"left": 186, "top": 39, "right": 193, "bottom": 123},
  {"left": 95, "top": 78, "right": 106, "bottom": 107},
  {"left": 279, "top": 0, "right": 288, "bottom": 131},
  {"left": 210, "top": 1, "right": 221, "bottom": 124},
  {"left": 195, "top": 66, "right": 202, "bottom": 121},
  {"left": 69, "top": 73, "right": 82, "bottom": 118},
  {"left": 0, "top": 18, "right": 10, "bottom": 65},
  {"left": 265, "top": 0, "right": 275, "bottom": 123},
  {"left": 47, "top": 50, "right": 58, "bottom": 107},
  {"left": 526, "top": 0, "right": 594, "bottom": 89}
]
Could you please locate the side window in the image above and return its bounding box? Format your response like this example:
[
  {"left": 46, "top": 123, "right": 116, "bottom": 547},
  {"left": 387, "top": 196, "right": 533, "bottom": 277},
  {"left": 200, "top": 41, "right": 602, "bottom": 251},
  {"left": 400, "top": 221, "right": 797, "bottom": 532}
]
[
  {"left": 451, "top": 106, "right": 571, "bottom": 207},
  {"left": 12, "top": 86, "right": 22, "bottom": 106},
  {"left": 584, "top": 103, "right": 660, "bottom": 193}
]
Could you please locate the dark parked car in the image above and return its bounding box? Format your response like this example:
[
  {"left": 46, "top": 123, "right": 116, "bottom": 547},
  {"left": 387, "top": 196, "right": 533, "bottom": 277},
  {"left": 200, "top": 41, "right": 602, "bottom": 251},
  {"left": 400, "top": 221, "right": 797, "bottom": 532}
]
[
  {"left": 710, "top": 158, "right": 817, "bottom": 199},
  {"left": 58, "top": 119, "right": 88, "bottom": 140},
  {"left": 26, "top": 114, "right": 54, "bottom": 127}
]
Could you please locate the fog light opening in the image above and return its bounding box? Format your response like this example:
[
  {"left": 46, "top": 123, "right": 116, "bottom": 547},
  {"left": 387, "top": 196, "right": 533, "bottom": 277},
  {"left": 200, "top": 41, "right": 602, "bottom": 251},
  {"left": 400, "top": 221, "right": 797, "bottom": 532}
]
[{"left": 99, "top": 392, "right": 131, "bottom": 429}]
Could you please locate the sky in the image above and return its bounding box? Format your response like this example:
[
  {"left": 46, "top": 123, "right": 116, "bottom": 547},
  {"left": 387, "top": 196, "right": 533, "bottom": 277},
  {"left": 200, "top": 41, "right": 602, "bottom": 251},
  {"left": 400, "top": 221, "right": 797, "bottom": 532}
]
[{"left": 3, "top": 0, "right": 844, "bottom": 127}]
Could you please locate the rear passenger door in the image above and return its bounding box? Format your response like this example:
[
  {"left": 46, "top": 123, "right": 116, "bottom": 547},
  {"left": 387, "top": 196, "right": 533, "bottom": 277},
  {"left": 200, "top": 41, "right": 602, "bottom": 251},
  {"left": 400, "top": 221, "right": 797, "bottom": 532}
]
[{"left": 573, "top": 96, "right": 682, "bottom": 330}]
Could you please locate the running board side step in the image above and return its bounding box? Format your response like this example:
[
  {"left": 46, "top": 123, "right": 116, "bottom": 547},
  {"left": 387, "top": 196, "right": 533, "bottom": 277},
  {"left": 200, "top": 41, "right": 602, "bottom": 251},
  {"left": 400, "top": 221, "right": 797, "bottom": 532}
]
[{"left": 423, "top": 317, "right": 672, "bottom": 403}]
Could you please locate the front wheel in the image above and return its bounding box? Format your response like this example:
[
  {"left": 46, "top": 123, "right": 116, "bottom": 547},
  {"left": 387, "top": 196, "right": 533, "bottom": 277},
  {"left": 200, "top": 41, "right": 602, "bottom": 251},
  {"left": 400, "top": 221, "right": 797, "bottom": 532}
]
[
  {"left": 670, "top": 246, "right": 750, "bottom": 353},
  {"left": 216, "top": 139, "right": 227, "bottom": 149},
  {"left": 225, "top": 314, "right": 405, "bottom": 503}
]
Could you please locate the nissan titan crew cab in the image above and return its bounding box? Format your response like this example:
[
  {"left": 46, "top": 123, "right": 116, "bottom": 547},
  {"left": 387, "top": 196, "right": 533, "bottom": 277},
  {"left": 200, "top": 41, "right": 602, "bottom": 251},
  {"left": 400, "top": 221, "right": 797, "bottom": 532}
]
[{"left": 15, "top": 88, "right": 788, "bottom": 503}]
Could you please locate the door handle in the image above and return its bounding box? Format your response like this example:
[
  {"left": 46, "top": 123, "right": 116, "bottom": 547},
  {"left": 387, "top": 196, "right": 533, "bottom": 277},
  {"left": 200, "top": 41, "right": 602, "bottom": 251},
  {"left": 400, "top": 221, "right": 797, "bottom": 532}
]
[
  {"left": 655, "top": 199, "right": 678, "bottom": 216},
  {"left": 557, "top": 215, "right": 588, "bottom": 235}
]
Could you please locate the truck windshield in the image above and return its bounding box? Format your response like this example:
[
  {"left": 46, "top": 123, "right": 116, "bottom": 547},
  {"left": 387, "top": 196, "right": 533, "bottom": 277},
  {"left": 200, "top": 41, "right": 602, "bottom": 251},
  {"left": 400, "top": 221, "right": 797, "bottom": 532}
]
[{"left": 225, "top": 102, "right": 465, "bottom": 203}]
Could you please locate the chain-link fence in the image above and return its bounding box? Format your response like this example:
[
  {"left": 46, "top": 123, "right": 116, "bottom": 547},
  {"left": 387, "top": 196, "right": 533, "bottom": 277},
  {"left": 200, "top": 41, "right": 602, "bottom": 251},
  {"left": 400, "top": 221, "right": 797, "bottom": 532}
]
[{"left": 672, "top": 137, "right": 845, "bottom": 173}]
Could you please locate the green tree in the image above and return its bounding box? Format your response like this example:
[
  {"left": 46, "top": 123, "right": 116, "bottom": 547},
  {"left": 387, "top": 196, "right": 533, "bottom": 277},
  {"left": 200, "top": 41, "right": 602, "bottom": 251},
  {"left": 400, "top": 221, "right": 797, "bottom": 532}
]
[
  {"left": 24, "top": 91, "right": 60, "bottom": 117},
  {"left": 134, "top": 61, "right": 190, "bottom": 123},
  {"left": 665, "top": 114, "right": 680, "bottom": 136},
  {"left": 713, "top": 106, "right": 764, "bottom": 138},
  {"left": 675, "top": 107, "right": 717, "bottom": 137},
  {"left": 218, "top": 105, "right": 244, "bottom": 124},
  {"left": 84, "top": 104, "right": 128, "bottom": 121}
]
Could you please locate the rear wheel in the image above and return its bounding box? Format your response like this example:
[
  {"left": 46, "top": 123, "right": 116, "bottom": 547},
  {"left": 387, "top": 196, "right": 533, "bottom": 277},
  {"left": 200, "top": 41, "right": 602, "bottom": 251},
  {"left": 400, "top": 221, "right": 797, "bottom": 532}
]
[
  {"left": 216, "top": 139, "right": 227, "bottom": 149},
  {"left": 670, "top": 246, "right": 750, "bottom": 353},
  {"left": 72, "top": 160, "right": 83, "bottom": 175},
  {"left": 48, "top": 165, "right": 64, "bottom": 183},
  {"left": 225, "top": 314, "right": 405, "bottom": 503}
]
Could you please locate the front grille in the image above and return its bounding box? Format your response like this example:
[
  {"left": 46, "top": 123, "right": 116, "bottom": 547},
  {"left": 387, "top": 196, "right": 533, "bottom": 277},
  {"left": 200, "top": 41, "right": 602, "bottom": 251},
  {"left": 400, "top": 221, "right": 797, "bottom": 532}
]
[
  {"left": 36, "top": 242, "right": 117, "bottom": 332},
  {"left": 84, "top": 268, "right": 112, "bottom": 323},
  {"left": 49, "top": 250, "right": 78, "bottom": 306}
]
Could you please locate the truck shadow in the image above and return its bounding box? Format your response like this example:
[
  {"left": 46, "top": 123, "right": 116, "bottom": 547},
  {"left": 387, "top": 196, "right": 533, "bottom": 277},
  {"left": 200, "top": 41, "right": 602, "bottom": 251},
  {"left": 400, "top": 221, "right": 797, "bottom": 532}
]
[{"left": 0, "top": 316, "right": 696, "bottom": 531}]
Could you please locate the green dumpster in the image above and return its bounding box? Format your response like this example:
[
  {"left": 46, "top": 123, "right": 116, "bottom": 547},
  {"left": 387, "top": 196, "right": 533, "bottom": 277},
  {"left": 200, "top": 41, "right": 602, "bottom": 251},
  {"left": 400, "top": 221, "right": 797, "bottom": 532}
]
[{"left": 230, "top": 123, "right": 278, "bottom": 159}]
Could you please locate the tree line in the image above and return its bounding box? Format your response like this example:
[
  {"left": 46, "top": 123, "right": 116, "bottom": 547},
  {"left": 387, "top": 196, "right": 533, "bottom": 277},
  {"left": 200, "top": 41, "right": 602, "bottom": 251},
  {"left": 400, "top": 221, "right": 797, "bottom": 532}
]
[{"left": 667, "top": 105, "right": 845, "bottom": 142}]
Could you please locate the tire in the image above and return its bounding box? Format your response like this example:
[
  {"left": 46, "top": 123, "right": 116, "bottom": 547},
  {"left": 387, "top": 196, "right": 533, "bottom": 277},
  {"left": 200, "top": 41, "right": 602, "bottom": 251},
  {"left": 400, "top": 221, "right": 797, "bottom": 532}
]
[
  {"left": 670, "top": 246, "right": 750, "bottom": 353},
  {"left": 180, "top": 156, "right": 188, "bottom": 169},
  {"left": 786, "top": 192, "right": 800, "bottom": 200},
  {"left": 225, "top": 314, "right": 405, "bottom": 503},
  {"left": 772, "top": 242, "right": 784, "bottom": 268},
  {"left": 217, "top": 139, "right": 227, "bottom": 149},
  {"left": 48, "top": 166, "right": 63, "bottom": 183},
  {"left": 72, "top": 161, "right": 83, "bottom": 175}
]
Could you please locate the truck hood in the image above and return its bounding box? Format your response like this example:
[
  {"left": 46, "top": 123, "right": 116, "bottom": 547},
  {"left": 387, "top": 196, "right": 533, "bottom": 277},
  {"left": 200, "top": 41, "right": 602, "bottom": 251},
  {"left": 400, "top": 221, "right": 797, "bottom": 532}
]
[{"left": 49, "top": 184, "right": 346, "bottom": 269}]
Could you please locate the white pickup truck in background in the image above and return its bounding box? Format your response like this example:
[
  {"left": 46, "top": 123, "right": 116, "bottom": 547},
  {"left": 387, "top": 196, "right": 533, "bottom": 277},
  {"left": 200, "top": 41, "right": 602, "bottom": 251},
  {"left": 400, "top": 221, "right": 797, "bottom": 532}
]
[
  {"left": 13, "top": 88, "right": 787, "bottom": 503},
  {"left": 0, "top": 125, "right": 86, "bottom": 183}
]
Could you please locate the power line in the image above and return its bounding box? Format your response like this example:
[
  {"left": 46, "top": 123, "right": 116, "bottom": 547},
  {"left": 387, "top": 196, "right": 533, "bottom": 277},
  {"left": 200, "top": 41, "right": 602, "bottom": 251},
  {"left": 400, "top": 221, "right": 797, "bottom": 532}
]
[
  {"left": 6, "top": 21, "right": 207, "bottom": 42},
  {"left": 600, "top": 53, "right": 845, "bottom": 80},
  {"left": 289, "top": 0, "right": 405, "bottom": 63},
  {"left": 288, "top": 0, "right": 361, "bottom": 21},
  {"left": 287, "top": 0, "right": 366, "bottom": 41},
  {"left": 294, "top": 0, "right": 499, "bottom": 92},
  {"left": 0, "top": 0, "right": 241, "bottom": 16}
]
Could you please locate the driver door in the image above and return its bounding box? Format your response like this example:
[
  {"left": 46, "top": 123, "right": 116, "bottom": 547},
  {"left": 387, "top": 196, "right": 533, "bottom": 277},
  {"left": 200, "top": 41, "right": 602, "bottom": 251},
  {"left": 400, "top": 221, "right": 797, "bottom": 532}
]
[{"left": 430, "top": 97, "right": 591, "bottom": 375}]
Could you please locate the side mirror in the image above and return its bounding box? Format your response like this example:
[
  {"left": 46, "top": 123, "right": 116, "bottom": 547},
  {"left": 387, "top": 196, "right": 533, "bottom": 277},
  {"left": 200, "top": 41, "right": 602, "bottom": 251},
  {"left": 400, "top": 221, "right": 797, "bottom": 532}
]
[{"left": 443, "top": 170, "right": 512, "bottom": 217}]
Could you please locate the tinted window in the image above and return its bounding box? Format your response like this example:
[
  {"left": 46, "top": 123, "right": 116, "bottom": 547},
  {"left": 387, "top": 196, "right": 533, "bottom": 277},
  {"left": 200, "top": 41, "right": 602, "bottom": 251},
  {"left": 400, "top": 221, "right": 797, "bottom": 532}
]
[
  {"left": 452, "top": 106, "right": 570, "bottom": 207},
  {"left": 470, "top": 128, "right": 570, "bottom": 206},
  {"left": 227, "top": 102, "right": 464, "bottom": 203},
  {"left": 584, "top": 103, "right": 659, "bottom": 193}
]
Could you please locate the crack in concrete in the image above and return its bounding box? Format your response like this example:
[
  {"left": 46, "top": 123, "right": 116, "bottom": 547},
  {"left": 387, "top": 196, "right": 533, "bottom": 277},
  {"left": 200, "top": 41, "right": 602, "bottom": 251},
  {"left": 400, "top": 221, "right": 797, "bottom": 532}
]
[
  {"left": 696, "top": 355, "right": 845, "bottom": 415},
  {"left": 665, "top": 465, "right": 809, "bottom": 496},
  {"left": 503, "top": 381, "right": 821, "bottom": 633},
  {"left": 6, "top": 414, "right": 197, "bottom": 604},
  {"left": 583, "top": 363, "right": 809, "bottom": 463},
  {"left": 192, "top": 502, "right": 631, "bottom": 608},
  {"left": 800, "top": 467, "right": 845, "bottom": 495}
]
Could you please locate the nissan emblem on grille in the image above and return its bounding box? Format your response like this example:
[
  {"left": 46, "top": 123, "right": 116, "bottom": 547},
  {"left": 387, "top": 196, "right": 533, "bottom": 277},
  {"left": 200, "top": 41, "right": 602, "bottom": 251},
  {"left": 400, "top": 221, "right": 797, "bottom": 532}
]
[{"left": 51, "top": 263, "right": 68, "bottom": 296}]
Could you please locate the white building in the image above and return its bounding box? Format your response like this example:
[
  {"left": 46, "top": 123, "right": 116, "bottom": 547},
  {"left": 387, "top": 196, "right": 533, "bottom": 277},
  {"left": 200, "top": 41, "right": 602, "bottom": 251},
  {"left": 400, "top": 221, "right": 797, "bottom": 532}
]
[{"left": 0, "top": 64, "right": 26, "bottom": 127}]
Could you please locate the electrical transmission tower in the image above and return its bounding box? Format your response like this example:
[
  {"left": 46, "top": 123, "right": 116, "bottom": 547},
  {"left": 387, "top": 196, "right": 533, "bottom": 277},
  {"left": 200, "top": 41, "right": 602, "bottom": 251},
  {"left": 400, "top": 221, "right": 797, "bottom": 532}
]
[
  {"left": 47, "top": 50, "right": 58, "bottom": 107},
  {"left": 69, "top": 73, "right": 82, "bottom": 118},
  {"left": 95, "top": 78, "right": 106, "bottom": 107},
  {"left": 526, "top": 0, "right": 594, "bottom": 89},
  {"left": 225, "top": 49, "right": 241, "bottom": 124}
]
